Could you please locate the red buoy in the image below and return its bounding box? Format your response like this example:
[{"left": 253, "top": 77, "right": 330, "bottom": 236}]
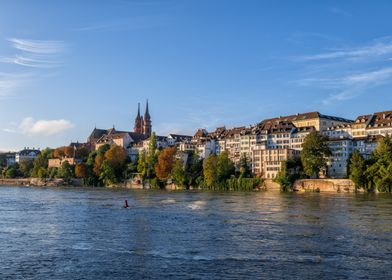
[{"left": 124, "top": 200, "right": 129, "bottom": 208}]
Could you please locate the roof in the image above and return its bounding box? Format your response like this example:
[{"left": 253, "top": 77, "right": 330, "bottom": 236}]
[
  {"left": 17, "top": 148, "right": 40, "bottom": 156},
  {"left": 193, "top": 129, "right": 209, "bottom": 139},
  {"left": 128, "top": 132, "right": 148, "bottom": 143},
  {"left": 168, "top": 134, "right": 192, "bottom": 141},
  {"left": 367, "top": 110, "right": 392, "bottom": 128},
  {"left": 261, "top": 111, "right": 353, "bottom": 125}
]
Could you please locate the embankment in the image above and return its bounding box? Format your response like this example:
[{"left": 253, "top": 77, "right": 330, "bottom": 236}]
[
  {"left": 293, "top": 179, "right": 356, "bottom": 193},
  {"left": 0, "top": 178, "right": 83, "bottom": 187}
]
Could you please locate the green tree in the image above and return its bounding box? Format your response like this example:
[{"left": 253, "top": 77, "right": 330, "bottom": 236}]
[
  {"left": 348, "top": 151, "right": 367, "bottom": 190},
  {"left": 239, "top": 153, "right": 251, "bottom": 178},
  {"left": 19, "top": 160, "right": 33, "bottom": 177},
  {"left": 57, "top": 161, "right": 73, "bottom": 182},
  {"left": 137, "top": 150, "right": 147, "bottom": 180},
  {"left": 146, "top": 132, "right": 158, "bottom": 178},
  {"left": 31, "top": 148, "right": 53, "bottom": 178},
  {"left": 203, "top": 154, "right": 218, "bottom": 188},
  {"left": 99, "top": 160, "right": 117, "bottom": 185},
  {"left": 217, "top": 151, "right": 235, "bottom": 182},
  {"left": 123, "top": 161, "right": 138, "bottom": 180},
  {"left": 301, "top": 131, "right": 331, "bottom": 178},
  {"left": 274, "top": 163, "right": 292, "bottom": 192},
  {"left": 171, "top": 159, "right": 187, "bottom": 188},
  {"left": 5, "top": 166, "right": 18, "bottom": 178},
  {"left": 366, "top": 135, "right": 392, "bottom": 192},
  {"left": 185, "top": 151, "right": 203, "bottom": 187}
]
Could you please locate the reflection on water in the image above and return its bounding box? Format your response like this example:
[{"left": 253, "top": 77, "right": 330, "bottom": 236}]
[{"left": 0, "top": 186, "right": 391, "bottom": 279}]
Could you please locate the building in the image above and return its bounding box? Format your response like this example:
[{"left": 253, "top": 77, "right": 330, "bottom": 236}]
[
  {"left": 95, "top": 131, "right": 133, "bottom": 151},
  {"left": 15, "top": 148, "right": 40, "bottom": 163},
  {"left": 48, "top": 157, "right": 82, "bottom": 168},
  {"left": 252, "top": 148, "right": 300, "bottom": 179},
  {"left": 133, "top": 101, "right": 152, "bottom": 137}
]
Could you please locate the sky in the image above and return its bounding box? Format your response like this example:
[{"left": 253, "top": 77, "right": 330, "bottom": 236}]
[{"left": 1, "top": 0, "right": 392, "bottom": 151}]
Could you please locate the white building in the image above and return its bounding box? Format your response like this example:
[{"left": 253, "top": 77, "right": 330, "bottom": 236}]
[{"left": 15, "top": 148, "right": 40, "bottom": 163}]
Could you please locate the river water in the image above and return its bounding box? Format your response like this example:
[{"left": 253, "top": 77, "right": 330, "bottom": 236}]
[{"left": 0, "top": 186, "right": 391, "bottom": 279}]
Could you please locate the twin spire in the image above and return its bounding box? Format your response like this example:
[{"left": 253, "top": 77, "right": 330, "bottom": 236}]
[{"left": 134, "top": 100, "right": 152, "bottom": 137}]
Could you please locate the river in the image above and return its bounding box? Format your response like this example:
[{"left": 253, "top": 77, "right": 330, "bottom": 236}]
[{"left": 0, "top": 186, "right": 391, "bottom": 279}]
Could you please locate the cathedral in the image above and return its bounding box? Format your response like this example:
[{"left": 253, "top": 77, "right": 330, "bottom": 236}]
[{"left": 134, "top": 100, "right": 152, "bottom": 137}]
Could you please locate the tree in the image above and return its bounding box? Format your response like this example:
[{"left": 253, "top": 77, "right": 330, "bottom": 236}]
[
  {"left": 185, "top": 152, "right": 203, "bottom": 187},
  {"left": 274, "top": 163, "right": 292, "bottom": 192},
  {"left": 203, "top": 154, "right": 218, "bottom": 187},
  {"left": 155, "top": 147, "right": 177, "bottom": 181},
  {"left": 31, "top": 148, "right": 53, "bottom": 178},
  {"left": 137, "top": 150, "right": 147, "bottom": 180},
  {"left": 301, "top": 131, "right": 331, "bottom": 178},
  {"left": 365, "top": 135, "right": 392, "bottom": 192},
  {"left": 64, "top": 146, "right": 74, "bottom": 158},
  {"left": 57, "top": 161, "right": 73, "bottom": 182},
  {"left": 99, "top": 160, "right": 117, "bottom": 185},
  {"left": 19, "top": 159, "right": 34, "bottom": 177},
  {"left": 123, "top": 162, "right": 138, "bottom": 180},
  {"left": 239, "top": 153, "right": 251, "bottom": 178},
  {"left": 5, "top": 166, "right": 18, "bottom": 178},
  {"left": 53, "top": 147, "right": 65, "bottom": 159},
  {"left": 217, "top": 151, "right": 235, "bottom": 182},
  {"left": 93, "top": 154, "right": 104, "bottom": 177},
  {"left": 146, "top": 132, "right": 158, "bottom": 178},
  {"left": 75, "top": 163, "right": 88, "bottom": 178},
  {"left": 104, "top": 145, "right": 128, "bottom": 172},
  {"left": 171, "top": 159, "right": 187, "bottom": 188},
  {"left": 75, "top": 147, "right": 89, "bottom": 160},
  {"left": 348, "top": 151, "right": 367, "bottom": 190}
]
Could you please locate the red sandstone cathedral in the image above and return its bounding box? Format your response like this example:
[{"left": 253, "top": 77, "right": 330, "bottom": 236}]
[{"left": 134, "top": 100, "right": 152, "bottom": 137}]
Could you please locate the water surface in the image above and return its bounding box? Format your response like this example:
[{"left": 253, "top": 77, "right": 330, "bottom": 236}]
[{"left": 1, "top": 186, "right": 391, "bottom": 279}]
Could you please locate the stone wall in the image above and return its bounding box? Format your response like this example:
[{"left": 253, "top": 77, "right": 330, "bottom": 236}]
[
  {"left": 293, "top": 179, "right": 356, "bottom": 193},
  {"left": 263, "top": 179, "right": 281, "bottom": 191},
  {"left": 0, "top": 178, "right": 66, "bottom": 187}
]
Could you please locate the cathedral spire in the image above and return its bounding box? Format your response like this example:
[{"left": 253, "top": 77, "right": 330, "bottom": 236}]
[
  {"left": 143, "top": 99, "right": 152, "bottom": 137},
  {"left": 144, "top": 99, "right": 150, "bottom": 119},
  {"left": 134, "top": 102, "right": 143, "bottom": 134}
]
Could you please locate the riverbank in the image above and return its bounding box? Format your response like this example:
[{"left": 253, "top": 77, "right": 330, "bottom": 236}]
[
  {"left": 0, "top": 178, "right": 80, "bottom": 187},
  {"left": 0, "top": 177, "right": 360, "bottom": 193}
]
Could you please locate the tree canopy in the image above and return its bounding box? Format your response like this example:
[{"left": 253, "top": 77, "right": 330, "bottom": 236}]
[{"left": 301, "top": 131, "right": 331, "bottom": 178}]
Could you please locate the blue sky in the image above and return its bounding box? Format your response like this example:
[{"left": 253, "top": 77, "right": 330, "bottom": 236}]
[{"left": 1, "top": 0, "right": 392, "bottom": 151}]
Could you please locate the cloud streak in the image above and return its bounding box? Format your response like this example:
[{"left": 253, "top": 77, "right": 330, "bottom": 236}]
[
  {"left": 1, "top": 38, "right": 65, "bottom": 68},
  {"left": 292, "top": 36, "right": 392, "bottom": 105},
  {"left": 298, "top": 37, "right": 392, "bottom": 62}
]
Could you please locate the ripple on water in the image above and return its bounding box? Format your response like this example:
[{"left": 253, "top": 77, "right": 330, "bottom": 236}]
[{"left": 0, "top": 186, "right": 392, "bottom": 279}]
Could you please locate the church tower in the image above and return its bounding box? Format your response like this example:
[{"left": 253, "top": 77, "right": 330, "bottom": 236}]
[
  {"left": 143, "top": 100, "right": 152, "bottom": 137},
  {"left": 134, "top": 103, "right": 143, "bottom": 134}
]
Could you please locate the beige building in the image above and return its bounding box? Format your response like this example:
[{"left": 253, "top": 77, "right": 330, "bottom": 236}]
[
  {"left": 48, "top": 157, "right": 81, "bottom": 168},
  {"left": 95, "top": 132, "right": 132, "bottom": 151},
  {"left": 252, "top": 148, "right": 299, "bottom": 179}
]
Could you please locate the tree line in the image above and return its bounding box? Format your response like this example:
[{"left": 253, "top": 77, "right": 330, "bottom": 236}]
[{"left": 0, "top": 132, "right": 263, "bottom": 191}]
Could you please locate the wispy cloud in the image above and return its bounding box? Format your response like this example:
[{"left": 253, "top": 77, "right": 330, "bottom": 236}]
[
  {"left": 1, "top": 38, "right": 65, "bottom": 68},
  {"left": 322, "top": 68, "right": 392, "bottom": 104},
  {"left": 292, "top": 36, "right": 392, "bottom": 104},
  {"left": 297, "top": 37, "right": 392, "bottom": 62}
]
